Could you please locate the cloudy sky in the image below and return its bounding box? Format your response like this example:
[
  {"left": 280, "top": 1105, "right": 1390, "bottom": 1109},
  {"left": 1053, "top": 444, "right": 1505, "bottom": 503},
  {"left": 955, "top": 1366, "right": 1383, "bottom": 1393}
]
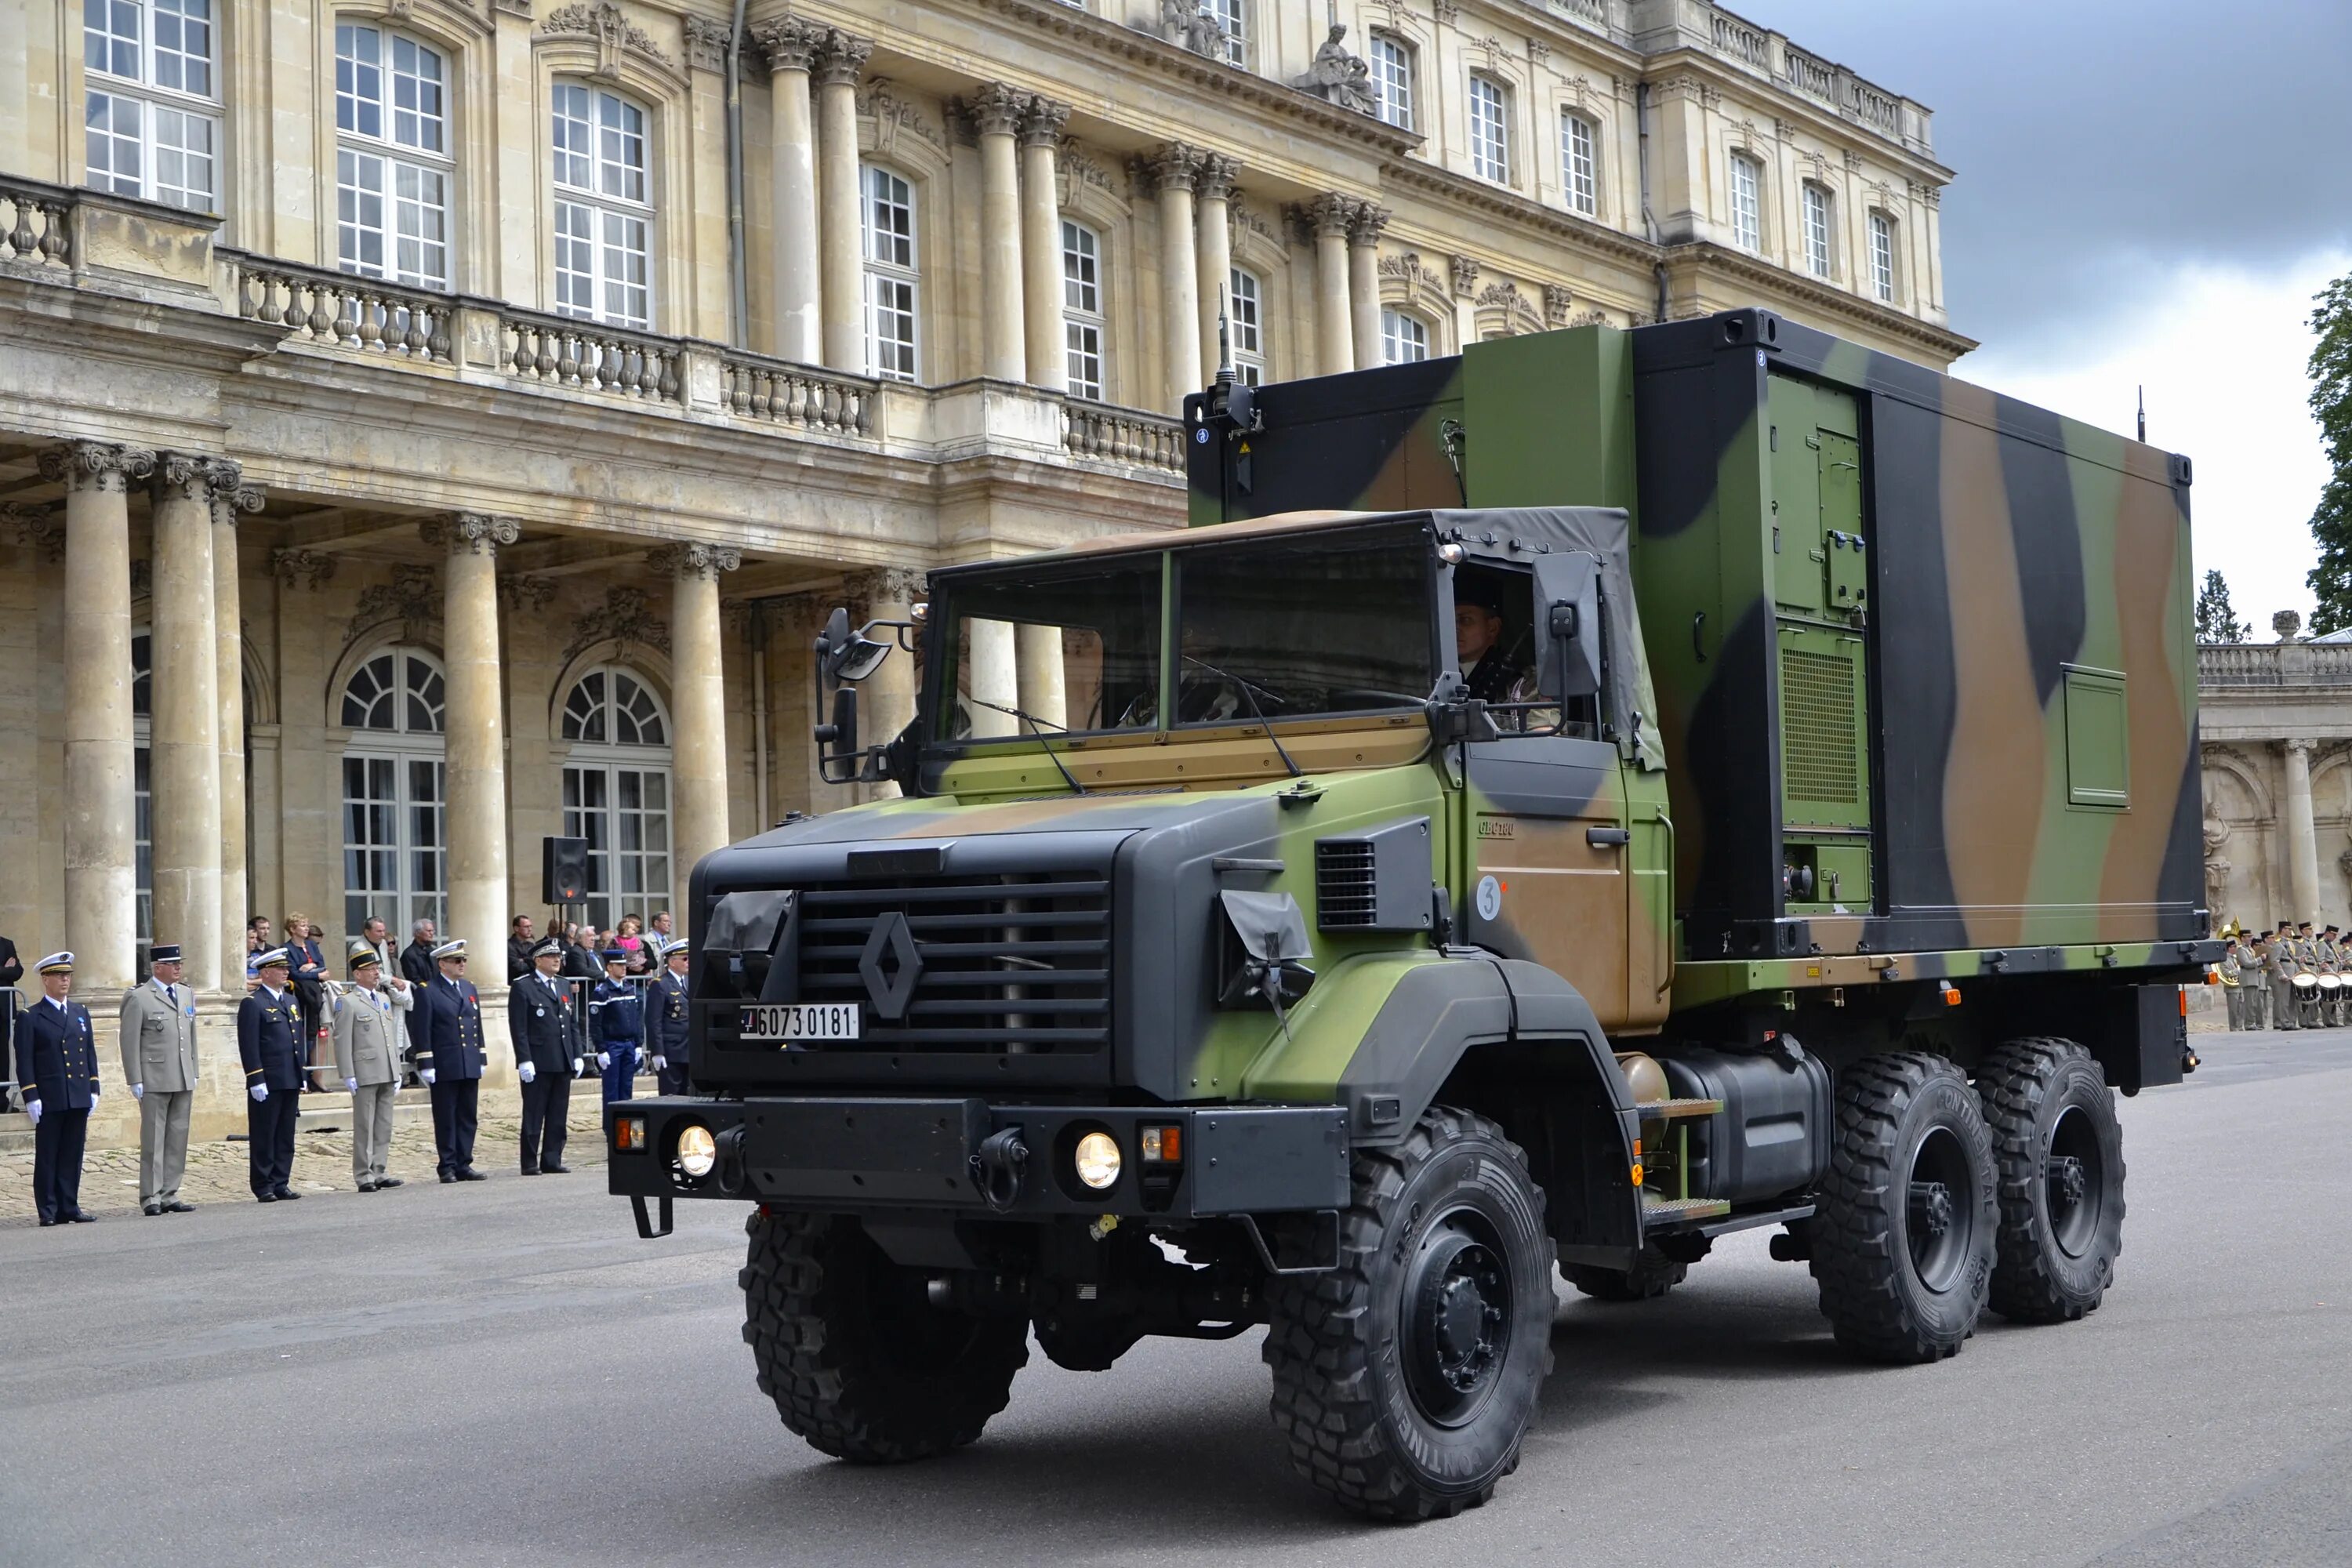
[{"left": 1761, "top": 0, "right": 2352, "bottom": 632}]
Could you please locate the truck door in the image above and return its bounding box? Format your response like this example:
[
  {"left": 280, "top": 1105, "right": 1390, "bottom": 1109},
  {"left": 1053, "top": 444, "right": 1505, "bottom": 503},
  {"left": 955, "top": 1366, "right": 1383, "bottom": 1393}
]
[{"left": 1454, "top": 560, "right": 1635, "bottom": 1029}]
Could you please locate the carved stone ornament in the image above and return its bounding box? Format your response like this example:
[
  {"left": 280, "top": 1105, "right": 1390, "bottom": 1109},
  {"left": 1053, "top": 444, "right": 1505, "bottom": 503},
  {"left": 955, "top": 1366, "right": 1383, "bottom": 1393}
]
[
  {"left": 492, "top": 0, "right": 532, "bottom": 17},
  {"left": 848, "top": 565, "right": 927, "bottom": 608},
  {"left": 1448, "top": 253, "right": 1480, "bottom": 297},
  {"left": 499, "top": 573, "right": 560, "bottom": 612},
  {"left": 129, "top": 559, "right": 151, "bottom": 600},
  {"left": 1378, "top": 251, "right": 1443, "bottom": 296},
  {"left": 562, "top": 584, "right": 672, "bottom": 663},
  {"left": 274, "top": 549, "right": 339, "bottom": 590},
  {"left": 1139, "top": 143, "right": 1207, "bottom": 195},
  {"left": 863, "top": 77, "right": 946, "bottom": 154},
  {"left": 1475, "top": 280, "right": 1544, "bottom": 336},
  {"left": 750, "top": 15, "right": 822, "bottom": 73},
  {"left": 38, "top": 440, "right": 158, "bottom": 494},
  {"left": 1196, "top": 152, "right": 1240, "bottom": 203},
  {"left": 811, "top": 29, "right": 872, "bottom": 88},
  {"left": 1290, "top": 24, "right": 1377, "bottom": 117},
  {"left": 1348, "top": 201, "right": 1391, "bottom": 245},
  {"left": 647, "top": 542, "right": 743, "bottom": 581},
  {"left": 340, "top": 564, "right": 443, "bottom": 662},
  {"left": 536, "top": 2, "right": 675, "bottom": 76},
  {"left": 1526, "top": 36, "right": 1550, "bottom": 66},
  {"left": 212, "top": 479, "right": 266, "bottom": 528},
  {"left": 681, "top": 14, "right": 733, "bottom": 73},
  {"left": 422, "top": 512, "right": 521, "bottom": 556},
  {"left": 0, "top": 503, "right": 60, "bottom": 561},
  {"left": 966, "top": 81, "right": 1028, "bottom": 139},
  {"left": 2274, "top": 609, "right": 2304, "bottom": 643},
  {"left": 1056, "top": 140, "right": 1122, "bottom": 208},
  {"left": 1021, "top": 97, "right": 1072, "bottom": 150},
  {"left": 1433, "top": 0, "right": 1460, "bottom": 24},
  {"left": 1543, "top": 282, "right": 1573, "bottom": 325},
  {"left": 1160, "top": 0, "right": 1229, "bottom": 60}
]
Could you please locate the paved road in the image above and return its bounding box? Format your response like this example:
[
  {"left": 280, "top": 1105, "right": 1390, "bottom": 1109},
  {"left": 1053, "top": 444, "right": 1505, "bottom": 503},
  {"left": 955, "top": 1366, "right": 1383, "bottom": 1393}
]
[{"left": 4, "top": 1035, "right": 2350, "bottom": 1568}]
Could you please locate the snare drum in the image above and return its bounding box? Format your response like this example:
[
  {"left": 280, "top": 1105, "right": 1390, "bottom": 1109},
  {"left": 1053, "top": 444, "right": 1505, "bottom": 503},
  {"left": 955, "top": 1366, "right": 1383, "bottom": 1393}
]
[
  {"left": 2295, "top": 971, "right": 2320, "bottom": 992},
  {"left": 2322, "top": 974, "right": 2344, "bottom": 993}
]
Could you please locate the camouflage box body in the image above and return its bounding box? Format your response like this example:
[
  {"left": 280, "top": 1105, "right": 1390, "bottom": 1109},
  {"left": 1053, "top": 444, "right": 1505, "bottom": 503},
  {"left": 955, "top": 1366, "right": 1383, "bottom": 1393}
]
[{"left": 1185, "top": 308, "right": 2206, "bottom": 987}]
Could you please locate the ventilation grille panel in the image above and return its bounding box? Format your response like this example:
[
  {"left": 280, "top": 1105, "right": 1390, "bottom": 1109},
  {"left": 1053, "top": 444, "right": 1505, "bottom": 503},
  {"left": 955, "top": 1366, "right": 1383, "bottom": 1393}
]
[
  {"left": 1316, "top": 840, "right": 1379, "bottom": 929},
  {"left": 1780, "top": 645, "right": 1860, "bottom": 804}
]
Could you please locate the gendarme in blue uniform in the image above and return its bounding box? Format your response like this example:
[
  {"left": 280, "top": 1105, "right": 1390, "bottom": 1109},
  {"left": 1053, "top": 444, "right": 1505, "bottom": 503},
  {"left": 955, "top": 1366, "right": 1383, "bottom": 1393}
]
[
  {"left": 16, "top": 957, "right": 99, "bottom": 1225},
  {"left": 237, "top": 960, "right": 306, "bottom": 1201},
  {"left": 589, "top": 959, "right": 644, "bottom": 1106}
]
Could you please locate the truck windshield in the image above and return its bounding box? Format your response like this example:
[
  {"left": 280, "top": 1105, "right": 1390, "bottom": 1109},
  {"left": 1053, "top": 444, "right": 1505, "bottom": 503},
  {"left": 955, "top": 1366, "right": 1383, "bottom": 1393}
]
[
  {"left": 935, "top": 557, "right": 1163, "bottom": 739},
  {"left": 1168, "top": 526, "right": 1436, "bottom": 726}
]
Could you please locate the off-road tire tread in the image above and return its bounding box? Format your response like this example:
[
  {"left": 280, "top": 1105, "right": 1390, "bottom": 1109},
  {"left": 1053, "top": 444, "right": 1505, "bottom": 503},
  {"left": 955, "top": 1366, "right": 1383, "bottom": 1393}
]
[
  {"left": 1978, "top": 1036, "right": 2124, "bottom": 1323},
  {"left": 1563, "top": 1246, "right": 1687, "bottom": 1301},
  {"left": 739, "top": 1209, "right": 1028, "bottom": 1464},
  {"left": 1810, "top": 1051, "right": 1994, "bottom": 1364},
  {"left": 1261, "top": 1105, "right": 1551, "bottom": 1522}
]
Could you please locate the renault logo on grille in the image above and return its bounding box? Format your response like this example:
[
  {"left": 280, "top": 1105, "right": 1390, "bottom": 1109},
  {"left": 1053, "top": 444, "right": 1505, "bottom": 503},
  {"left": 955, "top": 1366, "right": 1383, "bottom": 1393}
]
[{"left": 858, "top": 910, "right": 924, "bottom": 1021}]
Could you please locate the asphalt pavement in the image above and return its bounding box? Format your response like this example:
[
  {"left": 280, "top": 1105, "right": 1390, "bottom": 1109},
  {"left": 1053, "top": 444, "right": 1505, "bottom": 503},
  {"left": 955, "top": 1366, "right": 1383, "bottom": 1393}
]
[{"left": 4, "top": 1033, "right": 2350, "bottom": 1568}]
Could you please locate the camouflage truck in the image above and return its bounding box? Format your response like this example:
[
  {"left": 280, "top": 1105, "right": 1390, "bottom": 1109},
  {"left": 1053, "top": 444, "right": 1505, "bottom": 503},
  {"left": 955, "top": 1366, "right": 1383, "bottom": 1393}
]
[{"left": 608, "top": 307, "right": 2214, "bottom": 1520}]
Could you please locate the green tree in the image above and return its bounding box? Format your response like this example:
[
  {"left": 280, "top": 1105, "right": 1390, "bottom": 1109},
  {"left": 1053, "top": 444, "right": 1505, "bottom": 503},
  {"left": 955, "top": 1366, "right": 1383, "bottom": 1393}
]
[
  {"left": 2304, "top": 272, "right": 2352, "bottom": 634},
  {"left": 2194, "top": 568, "right": 2251, "bottom": 643}
]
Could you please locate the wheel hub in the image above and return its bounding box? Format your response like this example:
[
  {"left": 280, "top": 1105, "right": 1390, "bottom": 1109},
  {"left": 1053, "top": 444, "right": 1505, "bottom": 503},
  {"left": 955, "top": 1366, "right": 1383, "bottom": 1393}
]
[
  {"left": 2048, "top": 1154, "right": 2087, "bottom": 1214},
  {"left": 1403, "top": 1218, "right": 1513, "bottom": 1426},
  {"left": 1910, "top": 1179, "right": 1955, "bottom": 1238}
]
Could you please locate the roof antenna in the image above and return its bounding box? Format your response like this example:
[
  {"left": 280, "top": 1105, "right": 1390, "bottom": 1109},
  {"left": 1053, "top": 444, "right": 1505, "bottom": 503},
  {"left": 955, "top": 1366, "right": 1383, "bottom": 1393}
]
[
  {"left": 1215, "top": 284, "right": 1235, "bottom": 388},
  {"left": 2137, "top": 384, "right": 2146, "bottom": 444}
]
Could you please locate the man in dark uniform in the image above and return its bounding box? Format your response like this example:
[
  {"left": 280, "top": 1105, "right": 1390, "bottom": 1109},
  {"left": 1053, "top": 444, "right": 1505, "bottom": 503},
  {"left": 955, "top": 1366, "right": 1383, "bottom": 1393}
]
[
  {"left": 506, "top": 915, "right": 539, "bottom": 984},
  {"left": 399, "top": 918, "right": 438, "bottom": 989},
  {"left": 17, "top": 953, "right": 100, "bottom": 1225},
  {"left": 238, "top": 947, "right": 306, "bottom": 1203},
  {"left": 416, "top": 938, "right": 487, "bottom": 1181},
  {"left": 0, "top": 931, "right": 22, "bottom": 1110},
  {"left": 589, "top": 949, "right": 645, "bottom": 1106},
  {"left": 509, "top": 935, "right": 579, "bottom": 1175},
  {"left": 649, "top": 938, "right": 691, "bottom": 1096}
]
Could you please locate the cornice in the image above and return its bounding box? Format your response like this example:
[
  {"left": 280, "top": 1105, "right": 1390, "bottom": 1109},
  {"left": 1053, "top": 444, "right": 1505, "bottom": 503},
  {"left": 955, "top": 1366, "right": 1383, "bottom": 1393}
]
[
  {"left": 1664, "top": 241, "right": 1976, "bottom": 358},
  {"left": 1376, "top": 158, "right": 1663, "bottom": 270}
]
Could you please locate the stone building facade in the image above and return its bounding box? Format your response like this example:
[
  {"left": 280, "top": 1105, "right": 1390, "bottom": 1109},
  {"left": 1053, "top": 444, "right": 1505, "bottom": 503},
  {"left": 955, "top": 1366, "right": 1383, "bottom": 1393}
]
[
  {"left": 1, "top": 0, "right": 1960, "bottom": 1144},
  {"left": 2199, "top": 617, "right": 2352, "bottom": 937}
]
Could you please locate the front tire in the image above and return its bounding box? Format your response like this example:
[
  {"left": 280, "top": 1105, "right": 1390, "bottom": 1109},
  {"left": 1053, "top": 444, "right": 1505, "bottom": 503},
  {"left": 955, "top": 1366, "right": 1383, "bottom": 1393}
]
[
  {"left": 1262, "top": 1105, "right": 1553, "bottom": 1521},
  {"left": 1811, "top": 1052, "right": 1997, "bottom": 1363},
  {"left": 739, "top": 1210, "right": 1028, "bottom": 1463},
  {"left": 1977, "top": 1038, "right": 2125, "bottom": 1323}
]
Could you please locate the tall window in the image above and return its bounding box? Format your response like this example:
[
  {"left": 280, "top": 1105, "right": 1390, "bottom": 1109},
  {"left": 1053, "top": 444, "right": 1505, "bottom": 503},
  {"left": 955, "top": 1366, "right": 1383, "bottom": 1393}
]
[
  {"left": 1381, "top": 307, "right": 1428, "bottom": 365},
  {"left": 1368, "top": 34, "right": 1412, "bottom": 131},
  {"left": 1468, "top": 76, "right": 1509, "bottom": 184},
  {"left": 861, "top": 164, "right": 918, "bottom": 382},
  {"left": 335, "top": 24, "right": 451, "bottom": 289},
  {"left": 561, "top": 667, "right": 672, "bottom": 932},
  {"left": 1561, "top": 111, "right": 1597, "bottom": 217},
  {"left": 1729, "top": 151, "right": 1762, "bottom": 252},
  {"left": 1868, "top": 209, "right": 1897, "bottom": 303},
  {"left": 1062, "top": 219, "right": 1105, "bottom": 401},
  {"left": 1802, "top": 183, "right": 1833, "bottom": 278},
  {"left": 1229, "top": 266, "right": 1265, "bottom": 386},
  {"left": 1205, "top": 0, "right": 1247, "bottom": 66},
  {"left": 339, "top": 648, "right": 447, "bottom": 946},
  {"left": 553, "top": 82, "right": 652, "bottom": 328},
  {"left": 83, "top": 0, "right": 219, "bottom": 212}
]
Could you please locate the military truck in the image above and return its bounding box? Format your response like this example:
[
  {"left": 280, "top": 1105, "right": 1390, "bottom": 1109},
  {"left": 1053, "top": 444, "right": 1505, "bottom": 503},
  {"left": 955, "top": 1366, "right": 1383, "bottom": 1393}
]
[{"left": 608, "top": 307, "right": 2212, "bottom": 1520}]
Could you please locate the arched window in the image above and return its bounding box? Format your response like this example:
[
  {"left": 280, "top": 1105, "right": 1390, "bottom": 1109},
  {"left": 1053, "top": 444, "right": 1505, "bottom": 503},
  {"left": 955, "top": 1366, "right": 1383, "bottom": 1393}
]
[
  {"left": 1229, "top": 265, "right": 1265, "bottom": 385},
  {"left": 561, "top": 666, "right": 673, "bottom": 931},
  {"left": 83, "top": 0, "right": 220, "bottom": 212},
  {"left": 339, "top": 647, "right": 446, "bottom": 945},
  {"left": 1062, "top": 219, "right": 1105, "bottom": 400},
  {"left": 335, "top": 21, "right": 452, "bottom": 289},
  {"left": 552, "top": 81, "right": 653, "bottom": 328},
  {"left": 862, "top": 164, "right": 919, "bottom": 382},
  {"left": 1381, "top": 307, "right": 1429, "bottom": 365}
]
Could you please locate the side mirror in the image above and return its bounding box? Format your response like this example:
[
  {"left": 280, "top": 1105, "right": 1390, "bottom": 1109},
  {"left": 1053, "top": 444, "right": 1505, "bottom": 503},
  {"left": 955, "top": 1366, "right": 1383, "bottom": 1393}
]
[
  {"left": 815, "top": 606, "right": 893, "bottom": 684},
  {"left": 815, "top": 686, "right": 862, "bottom": 782}
]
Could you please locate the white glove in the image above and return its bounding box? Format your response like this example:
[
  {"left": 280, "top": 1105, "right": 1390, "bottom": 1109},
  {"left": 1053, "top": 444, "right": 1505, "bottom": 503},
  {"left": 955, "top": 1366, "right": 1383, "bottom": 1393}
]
[
  {"left": 519, "top": 1060, "right": 537, "bottom": 1084},
  {"left": 596, "top": 1051, "right": 611, "bottom": 1070},
  {"left": 652, "top": 1055, "right": 667, "bottom": 1072},
  {"left": 132, "top": 1083, "right": 144, "bottom": 1101},
  {"left": 422, "top": 1068, "right": 436, "bottom": 1086},
  {"left": 572, "top": 1058, "right": 583, "bottom": 1075},
  {"left": 345, "top": 1077, "right": 358, "bottom": 1094},
  {"left": 250, "top": 1083, "right": 269, "bottom": 1102},
  {"left": 90, "top": 1083, "right": 99, "bottom": 1102},
  {"left": 24, "top": 1099, "right": 38, "bottom": 1127}
]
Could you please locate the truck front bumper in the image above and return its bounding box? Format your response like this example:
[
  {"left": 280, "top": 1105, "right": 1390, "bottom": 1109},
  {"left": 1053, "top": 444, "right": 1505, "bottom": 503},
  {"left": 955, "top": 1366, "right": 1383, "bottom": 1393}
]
[{"left": 606, "top": 1095, "right": 1352, "bottom": 1221}]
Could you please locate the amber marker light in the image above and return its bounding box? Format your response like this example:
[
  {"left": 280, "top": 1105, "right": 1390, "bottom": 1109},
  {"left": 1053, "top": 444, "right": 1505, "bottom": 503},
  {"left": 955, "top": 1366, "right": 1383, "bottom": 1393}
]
[
  {"left": 1139, "top": 1125, "right": 1182, "bottom": 1163},
  {"left": 1940, "top": 981, "right": 1962, "bottom": 1007},
  {"left": 617, "top": 1116, "right": 648, "bottom": 1150}
]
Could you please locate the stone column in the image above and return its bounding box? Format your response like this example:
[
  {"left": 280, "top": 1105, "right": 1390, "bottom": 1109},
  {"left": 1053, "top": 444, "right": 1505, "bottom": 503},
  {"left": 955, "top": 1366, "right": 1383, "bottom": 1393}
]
[
  {"left": 971, "top": 83, "right": 1029, "bottom": 383},
  {"left": 814, "top": 30, "right": 873, "bottom": 374},
  {"left": 1018, "top": 96, "right": 1070, "bottom": 391},
  {"left": 1147, "top": 143, "right": 1206, "bottom": 412},
  {"left": 967, "top": 620, "right": 1018, "bottom": 738},
  {"left": 41, "top": 441, "right": 154, "bottom": 991},
  {"left": 1193, "top": 154, "right": 1237, "bottom": 382},
  {"left": 1308, "top": 194, "right": 1356, "bottom": 377},
  {"left": 754, "top": 17, "right": 824, "bottom": 364},
  {"left": 147, "top": 456, "right": 224, "bottom": 987},
  {"left": 851, "top": 568, "right": 923, "bottom": 800},
  {"left": 653, "top": 543, "right": 741, "bottom": 930},
  {"left": 1348, "top": 202, "right": 1389, "bottom": 372},
  {"left": 212, "top": 474, "right": 261, "bottom": 993},
  {"left": 1014, "top": 625, "right": 1067, "bottom": 731},
  {"left": 430, "top": 514, "right": 517, "bottom": 973},
  {"left": 2285, "top": 738, "right": 2322, "bottom": 925}
]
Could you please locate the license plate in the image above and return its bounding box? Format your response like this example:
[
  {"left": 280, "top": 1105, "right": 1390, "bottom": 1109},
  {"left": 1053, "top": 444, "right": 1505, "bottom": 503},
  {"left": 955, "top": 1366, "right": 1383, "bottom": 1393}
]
[{"left": 739, "top": 1003, "right": 861, "bottom": 1043}]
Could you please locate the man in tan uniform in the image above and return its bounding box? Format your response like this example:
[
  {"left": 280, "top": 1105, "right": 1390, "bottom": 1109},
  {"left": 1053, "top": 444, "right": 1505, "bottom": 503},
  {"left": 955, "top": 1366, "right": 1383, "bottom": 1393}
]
[
  {"left": 332, "top": 942, "right": 413, "bottom": 1192},
  {"left": 119, "top": 942, "right": 201, "bottom": 1215}
]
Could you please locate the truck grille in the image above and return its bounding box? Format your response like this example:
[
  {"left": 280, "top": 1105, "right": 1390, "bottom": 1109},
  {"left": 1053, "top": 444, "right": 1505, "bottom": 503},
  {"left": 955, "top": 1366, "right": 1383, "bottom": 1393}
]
[
  {"left": 1316, "top": 840, "right": 1379, "bottom": 929},
  {"left": 793, "top": 871, "right": 1112, "bottom": 1052}
]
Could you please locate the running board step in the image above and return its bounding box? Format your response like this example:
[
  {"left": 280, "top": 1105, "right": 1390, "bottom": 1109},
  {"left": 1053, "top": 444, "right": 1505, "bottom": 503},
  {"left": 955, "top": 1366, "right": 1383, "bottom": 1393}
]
[
  {"left": 1641, "top": 1193, "right": 1732, "bottom": 1225},
  {"left": 1634, "top": 1097, "right": 1724, "bottom": 1122}
]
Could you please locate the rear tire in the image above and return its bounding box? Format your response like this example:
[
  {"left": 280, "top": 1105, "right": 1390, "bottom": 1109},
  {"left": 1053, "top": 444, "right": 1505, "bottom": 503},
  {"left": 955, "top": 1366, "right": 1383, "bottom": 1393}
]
[
  {"left": 1562, "top": 1245, "right": 1687, "bottom": 1301},
  {"left": 1977, "top": 1037, "right": 2125, "bottom": 1323},
  {"left": 1811, "top": 1052, "right": 1996, "bottom": 1363},
  {"left": 739, "top": 1210, "right": 1028, "bottom": 1463},
  {"left": 1262, "top": 1105, "right": 1553, "bottom": 1520}
]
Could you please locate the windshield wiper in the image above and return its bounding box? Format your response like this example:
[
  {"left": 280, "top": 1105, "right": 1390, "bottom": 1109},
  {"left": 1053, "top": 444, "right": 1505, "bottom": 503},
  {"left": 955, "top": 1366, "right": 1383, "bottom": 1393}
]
[
  {"left": 1182, "top": 654, "right": 1301, "bottom": 779},
  {"left": 962, "top": 695, "right": 1088, "bottom": 796}
]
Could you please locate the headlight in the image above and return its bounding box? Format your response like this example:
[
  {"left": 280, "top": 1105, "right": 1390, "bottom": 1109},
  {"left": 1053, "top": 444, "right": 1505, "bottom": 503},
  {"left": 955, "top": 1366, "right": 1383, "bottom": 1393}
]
[
  {"left": 1073, "top": 1131, "right": 1122, "bottom": 1190},
  {"left": 676, "top": 1123, "right": 717, "bottom": 1180}
]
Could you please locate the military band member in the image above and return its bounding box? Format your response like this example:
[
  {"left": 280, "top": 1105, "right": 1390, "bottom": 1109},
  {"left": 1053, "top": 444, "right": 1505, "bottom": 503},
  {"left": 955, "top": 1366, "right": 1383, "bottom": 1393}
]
[
  {"left": 2296, "top": 922, "right": 2325, "bottom": 1029},
  {"left": 2271, "top": 928, "right": 2301, "bottom": 1031},
  {"left": 2219, "top": 937, "right": 2248, "bottom": 1031},
  {"left": 119, "top": 942, "right": 201, "bottom": 1214},
  {"left": 332, "top": 944, "right": 412, "bottom": 1192},
  {"left": 2324, "top": 926, "right": 2347, "bottom": 1028},
  {"left": 651, "top": 938, "right": 691, "bottom": 1096},
  {"left": 238, "top": 948, "right": 306, "bottom": 1203},
  {"left": 17, "top": 953, "right": 100, "bottom": 1225},
  {"left": 416, "top": 938, "right": 488, "bottom": 1181},
  {"left": 589, "top": 949, "right": 644, "bottom": 1107},
  {"left": 2244, "top": 934, "right": 2271, "bottom": 1029},
  {"left": 510, "top": 936, "right": 579, "bottom": 1175}
]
